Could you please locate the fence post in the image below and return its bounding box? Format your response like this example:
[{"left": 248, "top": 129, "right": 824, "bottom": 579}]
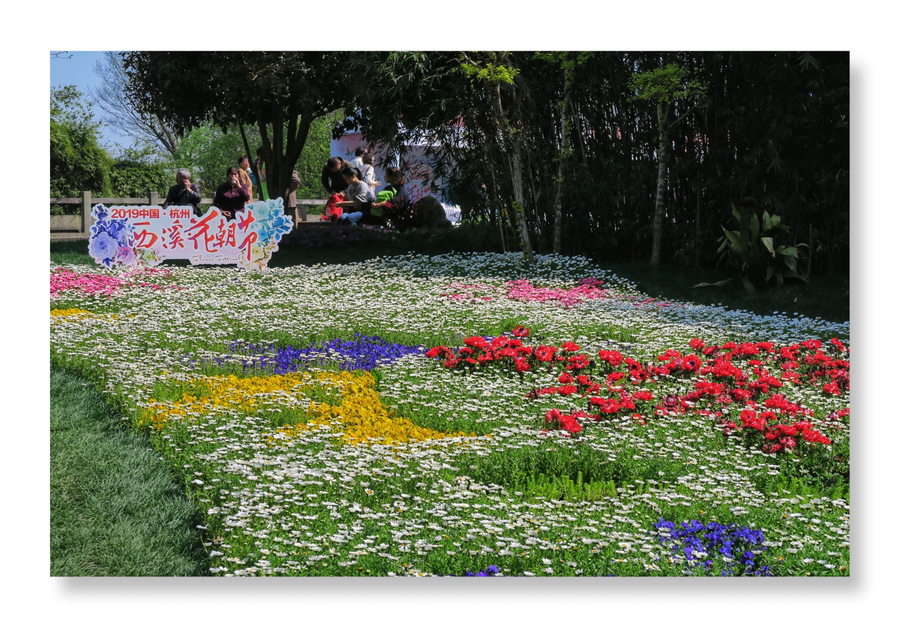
[
  {"left": 149, "top": 191, "right": 159, "bottom": 206},
  {"left": 81, "top": 191, "right": 92, "bottom": 235}
]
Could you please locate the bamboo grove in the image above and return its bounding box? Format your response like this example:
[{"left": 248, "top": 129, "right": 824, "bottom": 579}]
[{"left": 342, "top": 52, "right": 848, "bottom": 276}]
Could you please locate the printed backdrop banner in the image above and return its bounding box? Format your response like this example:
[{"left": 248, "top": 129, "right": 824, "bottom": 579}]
[{"left": 88, "top": 199, "right": 293, "bottom": 270}]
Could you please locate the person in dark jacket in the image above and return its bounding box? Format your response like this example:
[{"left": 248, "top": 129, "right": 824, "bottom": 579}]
[
  {"left": 162, "top": 168, "right": 202, "bottom": 215},
  {"left": 320, "top": 157, "right": 349, "bottom": 196},
  {"left": 213, "top": 166, "right": 250, "bottom": 220}
]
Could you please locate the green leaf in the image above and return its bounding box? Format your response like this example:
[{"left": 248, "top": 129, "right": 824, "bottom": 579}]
[
  {"left": 761, "top": 237, "right": 776, "bottom": 256},
  {"left": 721, "top": 227, "right": 746, "bottom": 255},
  {"left": 750, "top": 213, "right": 760, "bottom": 242},
  {"left": 741, "top": 276, "right": 756, "bottom": 293},
  {"left": 692, "top": 279, "right": 733, "bottom": 288},
  {"left": 784, "top": 256, "right": 798, "bottom": 272}
]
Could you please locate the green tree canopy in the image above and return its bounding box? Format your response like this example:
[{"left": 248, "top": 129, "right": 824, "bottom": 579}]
[
  {"left": 122, "top": 52, "right": 352, "bottom": 207},
  {"left": 50, "top": 85, "right": 112, "bottom": 198}
]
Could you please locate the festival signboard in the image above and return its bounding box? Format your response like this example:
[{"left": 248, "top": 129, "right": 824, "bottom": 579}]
[{"left": 87, "top": 199, "right": 293, "bottom": 270}]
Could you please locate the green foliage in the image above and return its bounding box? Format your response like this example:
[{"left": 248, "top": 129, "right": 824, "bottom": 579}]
[
  {"left": 461, "top": 60, "right": 519, "bottom": 84},
  {"left": 50, "top": 85, "right": 113, "bottom": 200},
  {"left": 161, "top": 112, "right": 341, "bottom": 199},
  {"left": 109, "top": 158, "right": 170, "bottom": 198},
  {"left": 295, "top": 110, "right": 344, "bottom": 199},
  {"left": 628, "top": 62, "right": 707, "bottom": 105},
  {"left": 169, "top": 122, "right": 252, "bottom": 193},
  {"left": 716, "top": 204, "right": 809, "bottom": 292},
  {"left": 122, "top": 52, "right": 352, "bottom": 206},
  {"left": 534, "top": 51, "right": 593, "bottom": 72},
  {"left": 523, "top": 472, "right": 619, "bottom": 501}
]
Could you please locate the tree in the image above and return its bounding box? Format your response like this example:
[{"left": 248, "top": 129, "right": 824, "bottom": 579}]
[
  {"left": 122, "top": 52, "right": 352, "bottom": 209},
  {"left": 460, "top": 53, "right": 534, "bottom": 260},
  {"left": 628, "top": 61, "right": 707, "bottom": 267},
  {"left": 535, "top": 52, "right": 592, "bottom": 254},
  {"left": 109, "top": 148, "right": 170, "bottom": 198},
  {"left": 339, "top": 51, "right": 538, "bottom": 259},
  {"left": 91, "top": 52, "right": 180, "bottom": 157},
  {"left": 332, "top": 52, "right": 845, "bottom": 274},
  {"left": 294, "top": 110, "right": 345, "bottom": 199},
  {"left": 169, "top": 121, "right": 259, "bottom": 193},
  {"left": 50, "top": 85, "right": 112, "bottom": 200}
]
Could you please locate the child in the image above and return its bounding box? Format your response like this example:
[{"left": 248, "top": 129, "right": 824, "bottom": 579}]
[
  {"left": 335, "top": 167, "right": 374, "bottom": 225},
  {"left": 371, "top": 166, "right": 408, "bottom": 223}
]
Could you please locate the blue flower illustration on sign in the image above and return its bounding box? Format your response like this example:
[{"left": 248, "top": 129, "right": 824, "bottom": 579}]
[{"left": 89, "top": 204, "right": 136, "bottom": 268}]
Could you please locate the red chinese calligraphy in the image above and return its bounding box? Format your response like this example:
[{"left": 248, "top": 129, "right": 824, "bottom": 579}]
[
  {"left": 238, "top": 231, "right": 259, "bottom": 260},
  {"left": 185, "top": 211, "right": 224, "bottom": 253},
  {"left": 162, "top": 219, "right": 186, "bottom": 250},
  {"left": 132, "top": 222, "right": 159, "bottom": 248}
]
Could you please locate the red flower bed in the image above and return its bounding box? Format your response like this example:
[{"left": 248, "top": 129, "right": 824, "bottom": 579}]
[{"left": 427, "top": 327, "right": 849, "bottom": 456}]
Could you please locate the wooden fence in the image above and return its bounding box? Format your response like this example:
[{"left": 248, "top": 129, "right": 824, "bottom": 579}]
[{"left": 50, "top": 191, "right": 328, "bottom": 238}]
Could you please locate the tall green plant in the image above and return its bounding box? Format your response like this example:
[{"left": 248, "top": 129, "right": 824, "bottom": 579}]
[
  {"left": 50, "top": 85, "right": 113, "bottom": 200},
  {"left": 717, "top": 205, "right": 808, "bottom": 292}
]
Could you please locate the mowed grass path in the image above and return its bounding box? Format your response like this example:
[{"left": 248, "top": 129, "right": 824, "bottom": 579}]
[{"left": 50, "top": 366, "right": 207, "bottom": 576}]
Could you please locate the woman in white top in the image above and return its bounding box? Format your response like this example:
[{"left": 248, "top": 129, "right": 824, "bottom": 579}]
[{"left": 360, "top": 152, "right": 380, "bottom": 190}]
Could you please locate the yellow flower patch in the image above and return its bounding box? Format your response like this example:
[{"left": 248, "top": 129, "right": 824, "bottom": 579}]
[
  {"left": 142, "top": 371, "right": 317, "bottom": 430},
  {"left": 51, "top": 308, "right": 93, "bottom": 317},
  {"left": 284, "top": 371, "right": 473, "bottom": 446},
  {"left": 51, "top": 308, "right": 120, "bottom": 323},
  {"left": 143, "top": 370, "right": 471, "bottom": 446}
]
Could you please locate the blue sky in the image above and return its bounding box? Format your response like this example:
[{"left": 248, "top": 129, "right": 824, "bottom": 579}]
[{"left": 50, "top": 50, "right": 132, "bottom": 149}]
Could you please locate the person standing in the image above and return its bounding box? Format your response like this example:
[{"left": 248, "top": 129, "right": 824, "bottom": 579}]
[
  {"left": 213, "top": 166, "right": 251, "bottom": 220},
  {"left": 162, "top": 168, "right": 202, "bottom": 216},
  {"left": 360, "top": 152, "right": 379, "bottom": 190},
  {"left": 321, "top": 157, "right": 349, "bottom": 196},
  {"left": 287, "top": 170, "right": 302, "bottom": 225},
  {"left": 349, "top": 146, "right": 367, "bottom": 175},
  {"left": 238, "top": 155, "right": 255, "bottom": 203},
  {"left": 254, "top": 148, "right": 267, "bottom": 199}
]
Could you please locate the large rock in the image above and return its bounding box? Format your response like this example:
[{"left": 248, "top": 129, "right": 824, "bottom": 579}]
[{"left": 414, "top": 196, "right": 452, "bottom": 229}]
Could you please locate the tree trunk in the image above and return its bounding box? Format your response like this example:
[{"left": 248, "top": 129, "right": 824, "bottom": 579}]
[
  {"left": 650, "top": 102, "right": 670, "bottom": 267},
  {"left": 511, "top": 139, "right": 534, "bottom": 261},
  {"left": 552, "top": 63, "right": 573, "bottom": 255},
  {"left": 257, "top": 112, "right": 313, "bottom": 214},
  {"left": 152, "top": 113, "right": 179, "bottom": 156},
  {"left": 490, "top": 77, "right": 533, "bottom": 261},
  {"left": 488, "top": 166, "right": 507, "bottom": 252}
]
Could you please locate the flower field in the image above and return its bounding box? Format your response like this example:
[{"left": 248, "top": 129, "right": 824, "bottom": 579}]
[{"left": 49, "top": 252, "right": 850, "bottom": 577}]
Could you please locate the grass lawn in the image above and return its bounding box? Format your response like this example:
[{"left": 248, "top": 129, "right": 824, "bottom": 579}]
[{"left": 50, "top": 366, "right": 207, "bottom": 576}]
